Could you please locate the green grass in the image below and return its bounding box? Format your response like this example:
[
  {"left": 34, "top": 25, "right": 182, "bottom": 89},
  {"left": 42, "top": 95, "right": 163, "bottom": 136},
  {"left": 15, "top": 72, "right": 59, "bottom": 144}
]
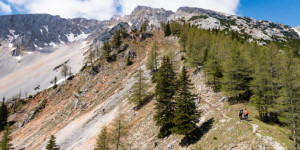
[
  {"left": 226, "top": 103, "right": 293, "bottom": 149},
  {"left": 188, "top": 15, "right": 208, "bottom": 21}
]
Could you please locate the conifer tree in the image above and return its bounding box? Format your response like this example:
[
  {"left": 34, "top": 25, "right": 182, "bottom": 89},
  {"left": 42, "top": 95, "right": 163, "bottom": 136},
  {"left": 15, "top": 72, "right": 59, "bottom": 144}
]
[
  {"left": 46, "top": 135, "right": 59, "bottom": 150},
  {"left": 61, "top": 64, "right": 69, "bottom": 80},
  {"left": 154, "top": 56, "right": 176, "bottom": 138},
  {"left": 112, "top": 30, "right": 122, "bottom": 51},
  {"left": 146, "top": 41, "right": 158, "bottom": 72},
  {"left": 102, "top": 42, "right": 111, "bottom": 62},
  {"left": 171, "top": 66, "right": 199, "bottom": 136},
  {"left": 95, "top": 126, "right": 110, "bottom": 150},
  {"left": 204, "top": 45, "right": 222, "bottom": 91},
  {"left": 53, "top": 76, "right": 57, "bottom": 89},
  {"left": 126, "top": 55, "right": 132, "bottom": 66},
  {"left": 0, "top": 123, "right": 12, "bottom": 150},
  {"left": 250, "top": 44, "right": 282, "bottom": 121},
  {"left": 0, "top": 98, "right": 8, "bottom": 130},
  {"left": 179, "top": 29, "right": 188, "bottom": 51},
  {"left": 88, "top": 50, "right": 95, "bottom": 66},
  {"left": 111, "top": 111, "right": 128, "bottom": 150},
  {"left": 278, "top": 50, "right": 300, "bottom": 149},
  {"left": 164, "top": 21, "right": 171, "bottom": 37},
  {"left": 129, "top": 69, "right": 148, "bottom": 105},
  {"left": 140, "top": 21, "right": 148, "bottom": 33},
  {"left": 221, "top": 40, "right": 251, "bottom": 100},
  {"left": 185, "top": 28, "right": 210, "bottom": 67}
]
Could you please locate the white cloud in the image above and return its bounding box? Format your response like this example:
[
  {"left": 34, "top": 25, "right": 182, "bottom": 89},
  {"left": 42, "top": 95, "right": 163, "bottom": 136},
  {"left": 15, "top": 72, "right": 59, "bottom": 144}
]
[
  {"left": 0, "top": 1, "right": 12, "bottom": 14},
  {"left": 7, "top": 0, "right": 116, "bottom": 20},
  {"left": 120, "top": 0, "right": 240, "bottom": 15},
  {"left": 5, "top": 0, "right": 240, "bottom": 20}
]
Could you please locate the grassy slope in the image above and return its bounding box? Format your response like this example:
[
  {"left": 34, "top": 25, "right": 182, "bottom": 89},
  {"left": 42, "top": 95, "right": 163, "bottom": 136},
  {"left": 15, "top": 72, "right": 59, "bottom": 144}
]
[{"left": 120, "top": 35, "right": 293, "bottom": 150}]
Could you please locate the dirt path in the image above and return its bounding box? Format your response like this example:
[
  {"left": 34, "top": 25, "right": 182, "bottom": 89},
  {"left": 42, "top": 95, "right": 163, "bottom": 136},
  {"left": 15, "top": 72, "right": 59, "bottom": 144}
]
[{"left": 249, "top": 122, "right": 285, "bottom": 150}]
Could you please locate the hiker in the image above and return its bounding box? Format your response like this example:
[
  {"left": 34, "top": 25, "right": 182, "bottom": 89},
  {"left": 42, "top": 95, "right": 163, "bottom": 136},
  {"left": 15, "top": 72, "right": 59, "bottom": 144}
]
[
  {"left": 239, "top": 108, "right": 243, "bottom": 120},
  {"left": 244, "top": 108, "right": 249, "bottom": 121}
]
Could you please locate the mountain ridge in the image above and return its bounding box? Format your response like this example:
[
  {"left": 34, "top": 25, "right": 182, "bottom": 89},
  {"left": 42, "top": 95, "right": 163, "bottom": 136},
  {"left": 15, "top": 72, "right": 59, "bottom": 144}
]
[{"left": 1, "top": 5, "right": 299, "bottom": 57}]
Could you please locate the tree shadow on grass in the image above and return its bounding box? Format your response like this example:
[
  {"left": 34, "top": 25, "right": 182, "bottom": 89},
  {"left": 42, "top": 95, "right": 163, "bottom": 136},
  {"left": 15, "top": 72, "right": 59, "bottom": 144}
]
[
  {"left": 134, "top": 94, "right": 154, "bottom": 110},
  {"left": 179, "top": 118, "right": 214, "bottom": 147}
]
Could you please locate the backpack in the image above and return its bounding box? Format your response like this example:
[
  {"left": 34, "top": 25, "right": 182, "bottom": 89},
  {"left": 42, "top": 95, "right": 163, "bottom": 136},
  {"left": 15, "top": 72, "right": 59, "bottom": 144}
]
[{"left": 239, "top": 109, "right": 243, "bottom": 114}]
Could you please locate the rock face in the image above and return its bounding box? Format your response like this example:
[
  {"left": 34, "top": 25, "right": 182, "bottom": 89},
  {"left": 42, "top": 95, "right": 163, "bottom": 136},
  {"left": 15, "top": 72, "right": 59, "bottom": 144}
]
[
  {"left": 170, "top": 7, "right": 300, "bottom": 41},
  {"left": 0, "top": 14, "right": 102, "bottom": 55},
  {"left": 124, "top": 6, "right": 173, "bottom": 28}
]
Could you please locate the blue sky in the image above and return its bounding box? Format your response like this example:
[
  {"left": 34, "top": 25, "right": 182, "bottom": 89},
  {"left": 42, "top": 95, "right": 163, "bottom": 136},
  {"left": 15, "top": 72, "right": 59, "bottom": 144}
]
[
  {"left": 0, "top": 0, "right": 299, "bottom": 27},
  {"left": 238, "top": 0, "right": 300, "bottom": 27}
]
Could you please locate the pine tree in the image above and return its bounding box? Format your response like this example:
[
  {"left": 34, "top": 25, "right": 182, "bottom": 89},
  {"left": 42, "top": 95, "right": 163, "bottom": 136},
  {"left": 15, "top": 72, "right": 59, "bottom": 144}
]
[
  {"left": 172, "top": 66, "right": 199, "bottom": 136},
  {"left": 111, "top": 111, "right": 128, "bottom": 150},
  {"left": 154, "top": 56, "right": 176, "bottom": 138},
  {"left": 164, "top": 21, "right": 171, "bottom": 37},
  {"left": 250, "top": 44, "right": 282, "bottom": 121},
  {"left": 95, "top": 126, "right": 110, "bottom": 150},
  {"left": 278, "top": 50, "right": 300, "bottom": 149},
  {"left": 140, "top": 21, "right": 148, "bottom": 32},
  {"left": 46, "top": 135, "right": 59, "bottom": 150},
  {"left": 112, "top": 30, "right": 122, "bottom": 51},
  {"left": 102, "top": 42, "right": 111, "bottom": 62},
  {"left": 60, "top": 64, "right": 69, "bottom": 80},
  {"left": 126, "top": 55, "right": 132, "bottom": 66},
  {"left": 169, "top": 21, "right": 182, "bottom": 36},
  {"left": 129, "top": 69, "right": 148, "bottom": 105},
  {"left": 0, "top": 98, "right": 8, "bottom": 130},
  {"left": 185, "top": 28, "right": 210, "bottom": 67},
  {"left": 0, "top": 124, "right": 12, "bottom": 150},
  {"left": 204, "top": 44, "right": 222, "bottom": 91},
  {"left": 179, "top": 28, "right": 188, "bottom": 51},
  {"left": 221, "top": 40, "right": 251, "bottom": 100},
  {"left": 53, "top": 76, "right": 57, "bottom": 89},
  {"left": 146, "top": 41, "right": 158, "bottom": 72}
]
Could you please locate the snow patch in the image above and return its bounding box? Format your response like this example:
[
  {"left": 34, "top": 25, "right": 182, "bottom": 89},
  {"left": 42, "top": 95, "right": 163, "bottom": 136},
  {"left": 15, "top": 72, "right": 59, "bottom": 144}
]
[
  {"left": 128, "top": 22, "right": 132, "bottom": 26},
  {"left": 27, "top": 52, "right": 33, "bottom": 54},
  {"left": 83, "top": 49, "right": 89, "bottom": 54},
  {"left": 9, "top": 43, "right": 13, "bottom": 48},
  {"left": 40, "top": 29, "right": 43, "bottom": 34},
  {"left": 44, "top": 25, "right": 49, "bottom": 32},
  {"left": 47, "top": 77, "right": 68, "bottom": 89},
  {"left": 9, "top": 29, "right": 20, "bottom": 39},
  {"left": 60, "top": 40, "right": 65, "bottom": 44},
  {"left": 15, "top": 56, "right": 22, "bottom": 61},
  {"left": 49, "top": 41, "right": 57, "bottom": 47},
  {"left": 80, "top": 41, "right": 87, "bottom": 49},
  {"left": 66, "top": 32, "right": 90, "bottom": 42}
]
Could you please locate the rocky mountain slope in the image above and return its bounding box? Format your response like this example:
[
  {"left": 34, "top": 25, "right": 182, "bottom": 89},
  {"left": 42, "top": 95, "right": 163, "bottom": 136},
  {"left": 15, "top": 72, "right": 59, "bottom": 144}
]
[
  {"left": 0, "top": 5, "right": 299, "bottom": 150},
  {"left": 0, "top": 14, "right": 102, "bottom": 56},
  {"left": 7, "top": 32, "right": 293, "bottom": 150},
  {"left": 2, "top": 6, "right": 300, "bottom": 99}
]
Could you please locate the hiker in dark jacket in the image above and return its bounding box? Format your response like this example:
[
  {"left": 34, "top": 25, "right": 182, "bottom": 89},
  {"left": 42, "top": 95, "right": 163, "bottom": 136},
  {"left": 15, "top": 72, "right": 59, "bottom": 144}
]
[{"left": 239, "top": 108, "right": 243, "bottom": 120}]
